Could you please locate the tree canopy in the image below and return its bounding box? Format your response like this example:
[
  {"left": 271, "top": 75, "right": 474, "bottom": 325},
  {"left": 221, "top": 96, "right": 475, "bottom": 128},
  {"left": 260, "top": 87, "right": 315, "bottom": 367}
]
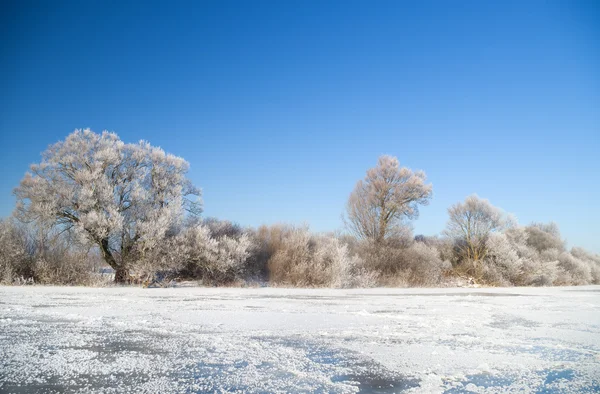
[{"left": 14, "top": 129, "right": 201, "bottom": 282}]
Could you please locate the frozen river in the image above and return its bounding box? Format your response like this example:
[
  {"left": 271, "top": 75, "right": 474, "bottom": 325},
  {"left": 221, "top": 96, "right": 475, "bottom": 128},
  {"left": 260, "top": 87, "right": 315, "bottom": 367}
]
[{"left": 1, "top": 286, "right": 599, "bottom": 393}]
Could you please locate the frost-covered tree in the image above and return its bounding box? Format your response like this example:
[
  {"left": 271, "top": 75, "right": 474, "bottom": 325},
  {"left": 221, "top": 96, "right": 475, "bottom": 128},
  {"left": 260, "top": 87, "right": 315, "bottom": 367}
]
[
  {"left": 524, "top": 222, "right": 565, "bottom": 253},
  {"left": 445, "top": 195, "right": 510, "bottom": 264},
  {"left": 14, "top": 129, "right": 201, "bottom": 282},
  {"left": 346, "top": 155, "right": 432, "bottom": 243}
]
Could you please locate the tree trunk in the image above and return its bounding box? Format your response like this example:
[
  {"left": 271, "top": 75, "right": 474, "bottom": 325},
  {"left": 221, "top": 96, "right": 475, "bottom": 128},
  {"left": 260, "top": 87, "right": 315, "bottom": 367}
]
[
  {"left": 98, "top": 238, "right": 129, "bottom": 283},
  {"left": 377, "top": 203, "right": 387, "bottom": 244},
  {"left": 114, "top": 266, "right": 130, "bottom": 284}
]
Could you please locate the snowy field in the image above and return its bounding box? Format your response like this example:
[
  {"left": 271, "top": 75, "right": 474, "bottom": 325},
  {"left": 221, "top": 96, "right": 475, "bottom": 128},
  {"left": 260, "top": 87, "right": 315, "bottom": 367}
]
[{"left": 1, "top": 286, "right": 599, "bottom": 393}]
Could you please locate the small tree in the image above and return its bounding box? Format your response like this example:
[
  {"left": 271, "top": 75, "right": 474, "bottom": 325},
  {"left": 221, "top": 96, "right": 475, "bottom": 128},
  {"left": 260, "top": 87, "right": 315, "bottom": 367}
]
[
  {"left": 444, "top": 194, "right": 509, "bottom": 264},
  {"left": 346, "top": 155, "right": 432, "bottom": 244},
  {"left": 14, "top": 129, "right": 201, "bottom": 283}
]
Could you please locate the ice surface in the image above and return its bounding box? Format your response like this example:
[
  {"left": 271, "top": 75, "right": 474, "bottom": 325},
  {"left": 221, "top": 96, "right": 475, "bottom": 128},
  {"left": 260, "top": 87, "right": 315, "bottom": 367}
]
[{"left": 1, "top": 286, "right": 599, "bottom": 393}]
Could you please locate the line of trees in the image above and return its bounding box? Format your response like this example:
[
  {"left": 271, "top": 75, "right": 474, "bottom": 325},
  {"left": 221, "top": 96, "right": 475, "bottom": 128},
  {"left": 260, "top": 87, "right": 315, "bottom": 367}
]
[{"left": 1, "top": 129, "right": 598, "bottom": 287}]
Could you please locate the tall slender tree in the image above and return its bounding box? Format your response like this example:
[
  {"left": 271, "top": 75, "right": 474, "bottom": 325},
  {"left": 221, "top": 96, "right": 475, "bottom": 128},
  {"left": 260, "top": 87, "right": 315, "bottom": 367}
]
[{"left": 346, "top": 155, "right": 432, "bottom": 244}]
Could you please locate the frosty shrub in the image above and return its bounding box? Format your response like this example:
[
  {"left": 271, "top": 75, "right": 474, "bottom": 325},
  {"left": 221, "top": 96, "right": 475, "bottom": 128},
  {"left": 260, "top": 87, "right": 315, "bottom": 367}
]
[
  {"left": 243, "top": 224, "right": 290, "bottom": 283},
  {"left": 498, "top": 227, "right": 546, "bottom": 285},
  {"left": 403, "top": 242, "right": 449, "bottom": 286},
  {"left": 524, "top": 223, "right": 565, "bottom": 253},
  {"left": 520, "top": 258, "right": 559, "bottom": 286},
  {"left": 32, "top": 225, "right": 103, "bottom": 285},
  {"left": 0, "top": 217, "right": 108, "bottom": 285},
  {"left": 571, "top": 247, "right": 600, "bottom": 265},
  {"left": 357, "top": 238, "right": 448, "bottom": 287},
  {"left": 129, "top": 229, "right": 186, "bottom": 283},
  {"left": 356, "top": 240, "right": 400, "bottom": 281},
  {"left": 502, "top": 223, "right": 596, "bottom": 286},
  {"left": 0, "top": 219, "right": 32, "bottom": 284},
  {"left": 556, "top": 252, "right": 592, "bottom": 285},
  {"left": 415, "top": 235, "right": 456, "bottom": 266},
  {"left": 588, "top": 263, "right": 600, "bottom": 285},
  {"left": 267, "top": 227, "right": 371, "bottom": 287},
  {"left": 483, "top": 233, "right": 523, "bottom": 286},
  {"left": 266, "top": 226, "right": 313, "bottom": 285},
  {"left": 477, "top": 264, "right": 509, "bottom": 286},
  {"left": 490, "top": 224, "right": 598, "bottom": 287},
  {"left": 504, "top": 227, "right": 538, "bottom": 260},
  {"left": 175, "top": 222, "right": 252, "bottom": 285},
  {"left": 203, "top": 217, "right": 245, "bottom": 239},
  {"left": 571, "top": 247, "right": 600, "bottom": 284},
  {"left": 32, "top": 255, "right": 90, "bottom": 285},
  {"left": 319, "top": 235, "right": 377, "bottom": 288}
]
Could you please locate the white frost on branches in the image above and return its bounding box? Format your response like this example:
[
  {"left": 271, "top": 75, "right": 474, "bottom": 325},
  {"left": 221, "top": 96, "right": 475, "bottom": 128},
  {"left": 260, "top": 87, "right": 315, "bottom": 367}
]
[
  {"left": 346, "top": 155, "right": 432, "bottom": 243},
  {"left": 14, "top": 129, "right": 201, "bottom": 281}
]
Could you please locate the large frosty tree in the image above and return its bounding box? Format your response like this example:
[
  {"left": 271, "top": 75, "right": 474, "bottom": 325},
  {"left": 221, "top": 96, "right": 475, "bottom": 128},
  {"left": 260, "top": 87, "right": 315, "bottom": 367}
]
[{"left": 14, "top": 129, "right": 201, "bottom": 282}]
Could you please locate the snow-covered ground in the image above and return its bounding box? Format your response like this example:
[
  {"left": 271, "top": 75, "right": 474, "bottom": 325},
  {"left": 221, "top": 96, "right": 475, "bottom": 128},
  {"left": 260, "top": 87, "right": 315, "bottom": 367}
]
[{"left": 1, "top": 286, "right": 599, "bottom": 393}]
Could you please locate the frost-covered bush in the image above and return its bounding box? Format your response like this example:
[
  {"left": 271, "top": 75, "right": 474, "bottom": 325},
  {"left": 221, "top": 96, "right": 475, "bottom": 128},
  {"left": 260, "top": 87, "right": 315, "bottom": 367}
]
[
  {"left": 440, "top": 217, "right": 599, "bottom": 287},
  {"left": 177, "top": 223, "right": 252, "bottom": 285},
  {"left": 266, "top": 227, "right": 372, "bottom": 287},
  {"left": 243, "top": 224, "right": 289, "bottom": 283},
  {"left": 31, "top": 255, "right": 91, "bottom": 285},
  {"left": 0, "top": 219, "right": 32, "bottom": 284},
  {"left": 356, "top": 238, "right": 449, "bottom": 287},
  {"left": 129, "top": 218, "right": 253, "bottom": 285},
  {"left": 415, "top": 235, "right": 456, "bottom": 268},
  {"left": 266, "top": 226, "right": 313, "bottom": 285},
  {"left": 480, "top": 264, "right": 511, "bottom": 287},
  {"left": 520, "top": 258, "right": 559, "bottom": 286},
  {"left": 353, "top": 240, "right": 395, "bottom": 278},
  {"left": 483, "top": 233, "right": 523, "bottom": 285},
  {"left": 320, "top": 236, "right": 377, "bottom": 288},
  {"left": 524, "top": 223, "right": 565, "bottom": 253},
  {"left": 505, "top": 227, "right": 537, "bottom": 261},
  {"left": 571, "top": 247, "right": 600, "bottom": 265},
  {"left": 481, "top": 223, "right": 598, "bottom": 287},
  {"left": 203, "top": 218, "right": 245, "bottom": 239},
  {"left": 555, "top": 252, "right": 592, "bottom": 285},
  {"left": 571, "top": 247, "right": 600, "bottom": 284},
  {"left": 0, "top": 217, "right": 108, "bottom": 285},
  {"left": 403, "top": 242, "right": 450, "bottom": 286}
]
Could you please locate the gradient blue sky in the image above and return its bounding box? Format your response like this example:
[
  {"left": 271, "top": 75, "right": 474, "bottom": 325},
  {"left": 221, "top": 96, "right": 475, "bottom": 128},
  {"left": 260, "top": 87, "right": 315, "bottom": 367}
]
[{"left": 1, "top": 0, "right": 598, "bottom": 251}]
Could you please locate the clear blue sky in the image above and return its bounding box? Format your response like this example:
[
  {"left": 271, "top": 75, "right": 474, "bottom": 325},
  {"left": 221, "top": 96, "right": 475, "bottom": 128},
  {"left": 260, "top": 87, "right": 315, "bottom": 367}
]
[{"left": 1, "top": 0, "right": 598, "bottom": 252}]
